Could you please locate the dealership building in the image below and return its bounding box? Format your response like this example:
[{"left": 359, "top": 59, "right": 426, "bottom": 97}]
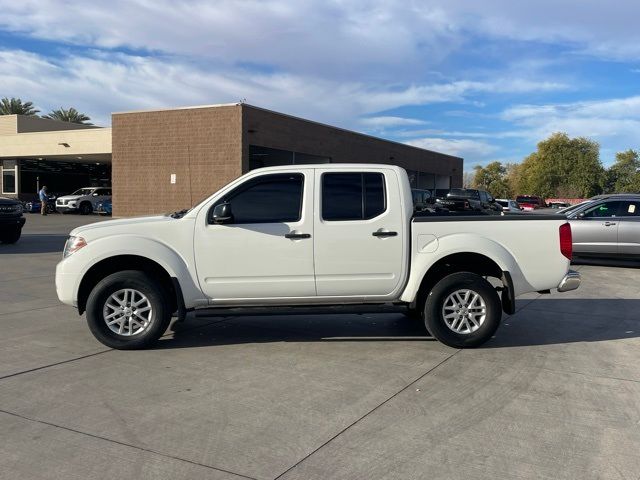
[{"left": 0, "top": 104, "right": 463, "bottom": 216}]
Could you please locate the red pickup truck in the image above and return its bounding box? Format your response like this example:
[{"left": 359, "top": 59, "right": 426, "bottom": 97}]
[{"left": 516, "top": 195, "right": 546, "bottom": 211}]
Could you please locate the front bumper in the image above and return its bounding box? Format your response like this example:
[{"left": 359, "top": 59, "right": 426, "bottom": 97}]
[
  {"left": 557, "top": 270, "right": 581, "bottom": 292},
  {"left": 55, "top": 260, "right": 80, "bottom": 307},
  {"left": 0, "top": 216, "right": 26, "bottom": 228},
  {"left": 56, "top": 205, "right": 78, "bottom": 212}
]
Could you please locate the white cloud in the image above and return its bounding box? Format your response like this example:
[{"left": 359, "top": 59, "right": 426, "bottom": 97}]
[
  {"left": 359, "top": 116, "right": 427, "bottom": 128},
  {"left": 406, "top": 137, "right": 498, "bottom": 159},
  {"left": 502, "top": 96, "right": 640, "bottom": 143},
  {"left": 1, "top": 0, "right": 640, "bottom": 71},
  {"left": 0, "top": 48, "right": 565, "bottom": 129}
]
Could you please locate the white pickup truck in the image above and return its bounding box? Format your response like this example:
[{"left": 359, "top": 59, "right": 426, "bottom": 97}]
[{"left": 56, "top": 164, "right": 580, "bottom": 350}]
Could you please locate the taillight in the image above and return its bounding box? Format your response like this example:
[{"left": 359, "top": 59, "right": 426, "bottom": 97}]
[{"left": 559, "top": 223, "right": 572, "bottom": 260}]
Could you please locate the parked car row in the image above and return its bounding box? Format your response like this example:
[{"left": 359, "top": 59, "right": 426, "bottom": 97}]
[{"left": 21, "top": 187, "right": 112, "bottom": 216}]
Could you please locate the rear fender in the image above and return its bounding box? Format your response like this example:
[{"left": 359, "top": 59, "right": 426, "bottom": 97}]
[{"left": 400, "top": 233, "right": 533, "bottom": 303}]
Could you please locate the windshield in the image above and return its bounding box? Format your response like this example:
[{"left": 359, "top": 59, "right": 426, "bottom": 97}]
[
  {"left": 71, "top": 188, "right": 95, "bottom": 196},
  {"left": 449, "top": 189, "right": 478, "bottom": 199},
  {"left": 516, "top": 196, "right": 540, "bottom": 204},
  {"left": 558, "top": 201, "right": 592, "bottom": 214}
]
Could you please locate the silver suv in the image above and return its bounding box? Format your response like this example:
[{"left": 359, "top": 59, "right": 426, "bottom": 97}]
[{"left": 563, "top": 194, "right": 640, "bottom": 258}]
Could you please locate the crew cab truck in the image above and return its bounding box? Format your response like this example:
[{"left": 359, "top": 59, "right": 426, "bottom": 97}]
[{"left": 56, "top": 165, "right": 580, "bottom": 350}]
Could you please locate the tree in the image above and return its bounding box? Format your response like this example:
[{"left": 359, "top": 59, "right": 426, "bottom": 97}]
[
  {"left": 462, "top": 171, "right": 475, "bottom": 188},
  {"left": 517, "top": 132, "right": 605, "bottom": 198},
  {"left": 0, "top": 97, "right": 39, "bottom": 115},
  {"left": 43, "top": 107, "right": 92, "bottom": 125},
  {"left": 605, "top": 149, "right": 640, "bottom": 193},
  {"left": 472, "top": 161, "right": 512, "bottom": 198}
]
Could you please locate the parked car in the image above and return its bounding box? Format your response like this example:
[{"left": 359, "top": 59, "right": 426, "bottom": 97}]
[
  {"left": 564, "top": 194, "right": 640, "bottom": 258},
  {"left": 0, "top": 196, "right": 26, "bottom": 244},
  {"left": 548, "top": 201, "right": 570, "bottom": 209},
  {"left": 95, "top": 198, "right": 112, "bottom": 216},
  {"left": 56, "top": 164, "right": 579, "bottom": 350},
  {"left": 516, "top": 195, "right": 546, "bottom": 211},
  {"left": 412, "top": 189, "right": 433, "bottom": 212},
  {"left": 557, "top": 201, "right": 593, "bottom": 216},
  {"left": 495, "top": 199, "right": 522, "bottom": 213},
  {"left": 25, "top": 194, "right": 58, "bottom": 214},
  {"left": 436, "top": 188, "right": 501, "bottom": 212},
  {"left": 56, "top": 187, "right": 112, "bottom": 215}
]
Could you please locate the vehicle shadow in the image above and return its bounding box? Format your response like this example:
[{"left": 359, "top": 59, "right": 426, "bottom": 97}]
[
  {"left": 572, "top": 257, "right": 640, "bottom": 269},
  {"left": 153, "top": 298, "right": 640, "bottom": 350},
  {"left": 0, "top": 234, "right": 67, "bottom": 254}
]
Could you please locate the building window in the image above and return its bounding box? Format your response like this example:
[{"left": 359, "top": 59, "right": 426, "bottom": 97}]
[
  {"left": 249, "top": 145, "right": 330, "bottom": 170},
  {"left": 322, "top": 172, "right": 386, "bottom": 221},
  {"left": 1, "top": 159, "right": 17, "bottom": 195}
]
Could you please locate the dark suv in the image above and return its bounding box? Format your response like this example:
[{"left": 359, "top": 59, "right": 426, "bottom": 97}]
[
  {"left": 0, "top": 197, "right": 26, "bottom": 244},
  {"left": 436, "top": 188, "right": 501, "bottom": 212}
]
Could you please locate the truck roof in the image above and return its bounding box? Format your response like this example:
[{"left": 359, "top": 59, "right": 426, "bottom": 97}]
[{"left": 248, "top": 163, "right": 408, "bottom": 174}]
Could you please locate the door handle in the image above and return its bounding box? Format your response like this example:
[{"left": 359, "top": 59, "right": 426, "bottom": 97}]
[
  {"left": 604, "top": 221, "right": 617, "bottom": 226},
  {"left": 284, "top": 232, "right": 311, "bottom": 239},
  {"left": 372, "top": 230, "right": 398, "bottom": 237}
]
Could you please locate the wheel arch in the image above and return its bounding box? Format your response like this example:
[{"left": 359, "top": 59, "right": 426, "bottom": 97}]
[
  {"left": 403, "top": 250, "right": 519, "bottom": 315},
  {"left": 77, "top": 255, "right": 179, "bottom": 315}
]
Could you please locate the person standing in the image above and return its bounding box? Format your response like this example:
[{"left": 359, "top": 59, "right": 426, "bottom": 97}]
[{"left": 39, "top": 186, "right": 49, "bottom": 215}]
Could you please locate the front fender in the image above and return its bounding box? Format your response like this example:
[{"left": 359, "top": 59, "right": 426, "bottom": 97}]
[
  {"left": 59, "top": 235, "right": 204, "bottom": 308},
  {"left": 400, "top": 233, "right": 533, "bottom": 303}
]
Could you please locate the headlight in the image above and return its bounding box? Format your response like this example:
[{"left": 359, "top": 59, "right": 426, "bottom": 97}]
[
  {"left": 15, "top": 204, "right": 23, "bottom": 214},
  {"left": 63, "top": 236, "right": 87, "bottom": 258}
]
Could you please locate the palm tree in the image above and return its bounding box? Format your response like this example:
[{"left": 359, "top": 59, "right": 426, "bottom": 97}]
[
  {"left": 43, "top": 107, "right": 92, "bottom": 125},
  {"left": 0, "top": 97, "right": 39, "bottom": 115}
]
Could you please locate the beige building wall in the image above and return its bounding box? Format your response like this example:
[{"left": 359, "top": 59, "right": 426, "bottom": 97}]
[
  {"left": 0, "top": 115, "right": 98, "bottom": 135},
  {"left": 0, "top": 128, "right": 111, "bottom": 159},
  {"left": 111, "top": 105, "right": 243, "bottom": 217}
]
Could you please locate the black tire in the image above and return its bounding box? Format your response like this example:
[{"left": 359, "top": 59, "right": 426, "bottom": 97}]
[
  {"left": 424, "top": 272, "right": 501, "bottom": 348},
  {"left": 86, "top": 270, "right": 171, "bottom": 349},
  {"left": 79, "top": 202, "right": 93, "bottom": 215},
  {"left": 0, "top": 228, "right": 21, "bottom": 244}
]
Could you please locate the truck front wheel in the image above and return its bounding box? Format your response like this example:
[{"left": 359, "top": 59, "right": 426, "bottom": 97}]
[
  {"left": 85, "top": 270, "right": 171, "bottom": 349},
  {"left": 424, "top": 272, "right": 501, "bottom": 348}
]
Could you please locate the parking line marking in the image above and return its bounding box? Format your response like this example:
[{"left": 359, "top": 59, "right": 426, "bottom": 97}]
[
  {"left": 273, "top": 349, "right": 461, "bottom": 480},
  {"left": 0, "top": 409, "right": 257, "bottom": 480}
]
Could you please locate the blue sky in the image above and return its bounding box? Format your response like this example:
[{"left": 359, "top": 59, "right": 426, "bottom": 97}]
[{"left": 1, "top": 1, "right": 639, "bottom": 170}]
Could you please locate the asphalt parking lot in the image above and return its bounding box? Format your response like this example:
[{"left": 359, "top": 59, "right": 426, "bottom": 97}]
[{"left": 1, "top": 214, "right": 639, "bottom": 480}]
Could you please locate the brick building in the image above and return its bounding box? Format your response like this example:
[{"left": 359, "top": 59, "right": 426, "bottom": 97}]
[{"left": 1, "top": 103, "right": 463, "bottom": 216}]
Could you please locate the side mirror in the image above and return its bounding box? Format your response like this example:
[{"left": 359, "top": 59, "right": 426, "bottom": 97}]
[
  {"left": 92, "top": 193, "right": 99, "bottom": 196},
  {"left": 212, "top": 202, "right": 233, "bottom": 224},
  {"left": 576, "top": 212, "right": 585, "bottom": 219}
]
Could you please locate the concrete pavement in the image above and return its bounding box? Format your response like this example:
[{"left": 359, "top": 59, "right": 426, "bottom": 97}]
[{"left": 0, "top": 214, "right": 639, "bottom": 479}]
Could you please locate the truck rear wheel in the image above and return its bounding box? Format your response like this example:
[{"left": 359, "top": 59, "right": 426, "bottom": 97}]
[
  {"left": 86, "top": 270, "right": 171, "bottom": 349},
  {"left": 424, "top": 272, "right": 501, "bottom": 348}
]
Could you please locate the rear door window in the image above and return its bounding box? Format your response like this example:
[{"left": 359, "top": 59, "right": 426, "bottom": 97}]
[
  {"left": 322, "top": 172, "right": 386, "bottom": 221},
  {"left": 617, "top": 201, "right": 640, "bottom": 217}
]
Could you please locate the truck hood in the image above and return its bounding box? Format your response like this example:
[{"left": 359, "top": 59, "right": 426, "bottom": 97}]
[{"left": 70, "top": 215, "right": 175, "bottom": 237}]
